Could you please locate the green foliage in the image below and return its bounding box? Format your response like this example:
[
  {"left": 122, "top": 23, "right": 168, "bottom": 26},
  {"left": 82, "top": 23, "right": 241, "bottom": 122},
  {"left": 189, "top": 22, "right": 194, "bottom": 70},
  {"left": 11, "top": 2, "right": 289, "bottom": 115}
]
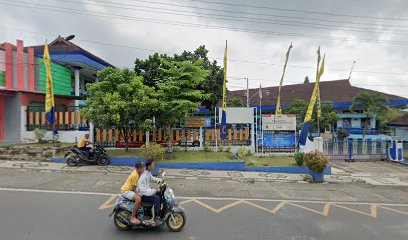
[
  {"left": 228, "top": 98, "right": 244, "bottom": 107},
  {"left": 134, "top": 46, "right": 223, "bottom": 110},
  {"left": 140, "top": 142, "right": 165, "bottom": 161},
  {"left": 33, "top": 128, "right": 47, "bottom": 142},
  {"left": 283, "top": 100, "right": 338, "bottom": 131},
  {"left": 225, "top": 144, "right": 232, "bottom": 153},
  {"left": 294, "top": 151, "right": 305, "bottom": 166},
  {"left": 350, "top": 91, "right": 388, "bottom": 137},
  {"left": 304, "top": 150, "right": 329, "bottom": 173},
  {"left": 304, "top": 76, "right": 310, "bottom": 84},
  {"left": 237, "top": 147, "right": 251, "bottom": 158},
  {"left": 82, "top": 68, "right": 158, "bottom": 151},
  {"left": 336, "top": 129, "right": 349, "bottom": 139},
  {"left": 155, "top": 58, "right": 209, "bottom": 152},
  {"left": 204, "top": 142, "right": 211, "bottom": 152},
  {"left": 377, "top": 107, "right": 405, "bottom": 128}
]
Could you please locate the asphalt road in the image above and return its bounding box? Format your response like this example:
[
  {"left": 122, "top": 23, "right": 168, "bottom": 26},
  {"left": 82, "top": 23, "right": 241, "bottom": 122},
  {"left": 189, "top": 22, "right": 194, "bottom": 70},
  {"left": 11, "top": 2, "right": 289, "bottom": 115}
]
[{"left": 1, "top": 189, "right": 407, "bottom": 240}]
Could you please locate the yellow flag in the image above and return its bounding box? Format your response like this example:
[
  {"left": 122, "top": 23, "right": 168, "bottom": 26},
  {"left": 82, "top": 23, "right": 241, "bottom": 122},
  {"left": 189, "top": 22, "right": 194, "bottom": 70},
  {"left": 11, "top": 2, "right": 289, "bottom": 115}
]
[
  {"left": 222, "top": 40, "right": 228, "bottom": 109},
  {"left": 304, "top": 53, "right": 325, "bottom": 122},
  {"left": 316, "top": 55, "right": 325, "bottom": 118},
  {"left": 275, "top": 42, "right": 293, "bottom": 116},
  {"left": 43, "top": 40, "right": 55, "bottom": 124}
]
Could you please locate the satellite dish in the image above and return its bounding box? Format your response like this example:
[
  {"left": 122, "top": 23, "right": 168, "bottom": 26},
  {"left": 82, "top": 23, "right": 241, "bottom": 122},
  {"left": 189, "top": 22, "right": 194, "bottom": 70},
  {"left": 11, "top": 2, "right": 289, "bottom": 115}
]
[{"left": 65, "top": 35, "right": 75, "bottom": 41}]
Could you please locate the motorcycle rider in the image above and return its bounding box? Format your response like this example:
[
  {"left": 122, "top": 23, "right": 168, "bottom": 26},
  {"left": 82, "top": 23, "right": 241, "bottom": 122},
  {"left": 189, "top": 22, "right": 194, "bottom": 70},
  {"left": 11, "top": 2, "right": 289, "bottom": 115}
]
[
  {"left": 137, "top": 160, "right": 162, "bottom": 225},
  {"left": 120, "top": 161, "right": 145, "bottom": 225},
  {"left": 78, "top": 133, "right": 93, "bottom": 158}
]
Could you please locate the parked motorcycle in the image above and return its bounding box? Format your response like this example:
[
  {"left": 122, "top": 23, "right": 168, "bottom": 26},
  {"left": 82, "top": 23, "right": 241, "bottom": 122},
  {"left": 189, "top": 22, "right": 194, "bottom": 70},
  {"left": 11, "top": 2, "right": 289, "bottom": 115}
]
[
  {"left": 64, "top": 145, "right": 110, "bottom": 166},
  {"left": 110, "top": 171, "right": 186, "bottom": 232}
]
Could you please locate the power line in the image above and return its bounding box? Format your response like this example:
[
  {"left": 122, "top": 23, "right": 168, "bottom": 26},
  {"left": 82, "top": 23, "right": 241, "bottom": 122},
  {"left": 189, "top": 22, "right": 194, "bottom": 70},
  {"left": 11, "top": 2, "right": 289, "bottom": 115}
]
[
  {"left": 179, "top": 0, "right": 408, "bottom": 21},
  {"left": 131, "top": 0, "right": 408, "bottom": 29},
  {"left": 2, "top": 27, "right": 406, "bottom": 76},
  {"left": 1, "top": 0, "right": 408, "bottom": 45},
  {"left": 41, "top": 0, "right": 408, "bottom": 36}
]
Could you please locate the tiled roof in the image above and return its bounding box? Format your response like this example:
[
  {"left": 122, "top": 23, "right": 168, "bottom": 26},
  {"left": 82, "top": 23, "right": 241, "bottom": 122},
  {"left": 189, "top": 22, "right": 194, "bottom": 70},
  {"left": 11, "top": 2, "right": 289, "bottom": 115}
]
[
  {"left": 228, "top": 79, "right": 406, "bottom": 107},
  {"left": 27, "top": 36, "right": 114, "bottom": 67},
  {"left": 388, "top": 113, "right": 408, "bottom": 126}
]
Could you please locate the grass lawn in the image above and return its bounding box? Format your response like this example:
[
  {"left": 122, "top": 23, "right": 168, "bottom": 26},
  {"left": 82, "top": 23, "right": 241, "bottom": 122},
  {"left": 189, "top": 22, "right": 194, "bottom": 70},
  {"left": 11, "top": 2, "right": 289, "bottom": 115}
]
[
  {"left": 55, "top": 148, "right": 296, "bottom": 167},
  {"left": 243, "top": 155, "right": 296, "bottom": 167},
  {"left": 6, "top": 142, "right": 75, "bottom": 148}
]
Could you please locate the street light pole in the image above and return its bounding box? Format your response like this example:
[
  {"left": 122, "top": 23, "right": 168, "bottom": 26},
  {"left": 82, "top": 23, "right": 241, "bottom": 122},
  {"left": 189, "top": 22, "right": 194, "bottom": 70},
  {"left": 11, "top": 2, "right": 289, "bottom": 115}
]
[{"left": 246, "top": 78, "right": 249, "bottom": 107}]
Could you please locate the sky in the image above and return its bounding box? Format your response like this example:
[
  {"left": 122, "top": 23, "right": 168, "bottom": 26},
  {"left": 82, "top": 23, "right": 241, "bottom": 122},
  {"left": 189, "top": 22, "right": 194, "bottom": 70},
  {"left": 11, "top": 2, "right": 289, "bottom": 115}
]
[{"left": 1, "top": 0, "right": 407, "bottom": 98}]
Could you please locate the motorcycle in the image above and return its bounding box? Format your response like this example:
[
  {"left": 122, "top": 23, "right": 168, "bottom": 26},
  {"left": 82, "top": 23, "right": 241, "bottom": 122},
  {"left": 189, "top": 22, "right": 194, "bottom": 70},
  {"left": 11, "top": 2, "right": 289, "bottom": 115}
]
[
  {"left": 110, "top": 171, "right": 186, "bottom": 232},
  {"left": 64, "top": 144, "right": 110, "bottom": 166}
]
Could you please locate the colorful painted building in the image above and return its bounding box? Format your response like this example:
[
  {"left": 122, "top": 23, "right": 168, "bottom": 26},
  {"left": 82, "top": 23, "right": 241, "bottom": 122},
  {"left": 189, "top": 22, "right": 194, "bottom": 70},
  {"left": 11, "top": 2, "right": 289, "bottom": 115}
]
[{"left": 0, "top": 36, "right": 114, "bottom": 143}]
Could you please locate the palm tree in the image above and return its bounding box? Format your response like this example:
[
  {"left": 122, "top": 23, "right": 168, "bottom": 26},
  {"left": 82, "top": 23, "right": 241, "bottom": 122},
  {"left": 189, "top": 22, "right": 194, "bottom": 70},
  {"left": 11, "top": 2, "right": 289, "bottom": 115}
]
[{"left": 350, "top": 92, "right": 388, "bottom": 138}]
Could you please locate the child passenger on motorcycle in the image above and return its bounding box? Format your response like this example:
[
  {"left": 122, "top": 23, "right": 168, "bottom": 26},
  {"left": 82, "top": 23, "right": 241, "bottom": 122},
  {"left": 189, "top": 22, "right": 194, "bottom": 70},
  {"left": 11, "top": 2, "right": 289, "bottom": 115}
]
[
  {"left": 137, "top": 160, "right": 162, "bottom": 224},
  {"left": 120, "top": 161, "right": 145, "bottom": 225}
]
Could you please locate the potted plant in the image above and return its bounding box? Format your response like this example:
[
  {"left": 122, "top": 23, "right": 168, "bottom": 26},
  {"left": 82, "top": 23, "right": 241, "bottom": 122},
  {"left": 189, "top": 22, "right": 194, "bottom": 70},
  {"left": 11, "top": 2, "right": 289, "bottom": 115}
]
[{"left": 304, "top": 150, "right": 329, "bottom": 183}]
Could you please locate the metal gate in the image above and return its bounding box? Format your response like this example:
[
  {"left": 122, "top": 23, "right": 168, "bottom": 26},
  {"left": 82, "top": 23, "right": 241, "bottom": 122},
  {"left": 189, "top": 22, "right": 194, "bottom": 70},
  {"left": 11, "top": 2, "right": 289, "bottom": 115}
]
[{"left": 323, "top": 139, "right": 388, "bottom": 161}]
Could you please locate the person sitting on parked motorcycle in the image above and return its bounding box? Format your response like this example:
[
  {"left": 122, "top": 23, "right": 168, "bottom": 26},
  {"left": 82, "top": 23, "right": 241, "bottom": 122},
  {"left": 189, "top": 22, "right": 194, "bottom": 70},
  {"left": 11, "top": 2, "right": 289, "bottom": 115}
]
[
  {"left": 78, "top": 134, "right": 93, "bottom": 158},
  {"left": 137, "top": 160, "right": 162, "bottom": 225},
  {"left": 120, "top": 161, "right": 145, "bottom": 225}
]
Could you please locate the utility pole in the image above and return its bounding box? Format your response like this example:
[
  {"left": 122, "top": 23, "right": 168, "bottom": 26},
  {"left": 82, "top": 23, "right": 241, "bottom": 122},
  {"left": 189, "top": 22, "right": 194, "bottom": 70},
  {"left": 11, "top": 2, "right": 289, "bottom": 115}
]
[
  {"left": 246, "top": 78, "right": 249, "bottom": 107},
  {"left": 348, "top": 61, "right": 356, "bottom": 80}
]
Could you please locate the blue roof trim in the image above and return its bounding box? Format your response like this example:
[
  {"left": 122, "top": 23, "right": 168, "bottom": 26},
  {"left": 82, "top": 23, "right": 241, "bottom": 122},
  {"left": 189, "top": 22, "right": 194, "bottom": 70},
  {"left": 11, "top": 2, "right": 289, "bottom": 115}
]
[{"left": 35, "top": 50, "right": 112, "bottom": 69}]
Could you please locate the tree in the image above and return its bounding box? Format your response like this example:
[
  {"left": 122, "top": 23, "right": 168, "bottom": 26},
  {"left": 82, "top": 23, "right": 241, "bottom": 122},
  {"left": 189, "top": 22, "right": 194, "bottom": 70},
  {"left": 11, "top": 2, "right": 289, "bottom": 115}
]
[
  {"left": 304, "top": 76, "right": 310, "bottom": 84},
  {"left": 228, "top": 98, "right": 244, "bottom": 107},
  {"left": 350, "top": 91, "right": 388, "bottom": 138},
  {"left": 283, "top": 99, "right": 338, "bottom": 131},
  {"left": 82, "top": 68, "right": 158, "bottom": 151},
  {"left": 134, "top": 46, "right": 223, "bottom": 110},
  {"left": 155, "top": 58, "right": 209, "bottom": 153}
]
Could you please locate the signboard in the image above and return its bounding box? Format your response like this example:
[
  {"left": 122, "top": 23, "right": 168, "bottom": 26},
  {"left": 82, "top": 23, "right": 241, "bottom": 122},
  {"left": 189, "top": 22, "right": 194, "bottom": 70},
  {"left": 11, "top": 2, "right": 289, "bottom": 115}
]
[
  {"left": 262, "top": 133, "right": 296, "bottom": 148},
  {"left": 262, "top": 114, "right": 296, "bottom": 131},
  {"left": 218, "top": 107, "right": 253, "bottom": 124},
  {"left": 185, "top": 118, "right": 205, "bottom": 127}
]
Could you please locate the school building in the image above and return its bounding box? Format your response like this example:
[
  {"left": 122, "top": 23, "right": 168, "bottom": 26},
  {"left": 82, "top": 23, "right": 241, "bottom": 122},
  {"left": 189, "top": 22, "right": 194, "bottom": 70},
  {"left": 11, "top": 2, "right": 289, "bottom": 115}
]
[{"left": 0, "top": 36, "right": 114, "bottom": 143}]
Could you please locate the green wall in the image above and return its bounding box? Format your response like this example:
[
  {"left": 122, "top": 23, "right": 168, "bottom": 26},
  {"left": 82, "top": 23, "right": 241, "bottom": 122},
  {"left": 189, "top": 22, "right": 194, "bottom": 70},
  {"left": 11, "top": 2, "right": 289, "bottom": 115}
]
[
  {"left": 0, "top": 71, "right": 4, "bottom": 87},
  {"left": 38, "top": 58, "right": 72, "bottom": 96}
]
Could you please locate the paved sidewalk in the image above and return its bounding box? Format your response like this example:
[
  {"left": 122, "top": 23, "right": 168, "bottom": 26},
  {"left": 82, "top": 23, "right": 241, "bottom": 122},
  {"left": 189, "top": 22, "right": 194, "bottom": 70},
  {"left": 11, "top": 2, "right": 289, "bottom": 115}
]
[{"left": 0, "top": 160, "right": 407, "bottom": 186}]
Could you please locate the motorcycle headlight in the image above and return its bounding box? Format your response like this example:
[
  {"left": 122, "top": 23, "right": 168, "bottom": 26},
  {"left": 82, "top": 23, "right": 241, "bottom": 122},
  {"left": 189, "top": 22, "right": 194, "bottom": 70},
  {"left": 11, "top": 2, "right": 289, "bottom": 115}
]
[{"left": 164, "top": 188, "right": 175, "bottom": 202}]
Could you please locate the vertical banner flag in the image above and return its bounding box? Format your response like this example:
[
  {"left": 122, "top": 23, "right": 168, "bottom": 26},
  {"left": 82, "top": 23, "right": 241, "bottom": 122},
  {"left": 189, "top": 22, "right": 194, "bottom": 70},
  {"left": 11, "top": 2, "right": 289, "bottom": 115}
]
[
  {"left": 275, "top": 42, "right": 293, "bottom": 117},
  {"left": 220, "top": 40, "right": 228, "bottom": 140},
  {"left": 299, "top": 48, "right": 325, "bottom": 146},
  {"left": 43, "top": 40, "right": 57, "bottom": 135}
]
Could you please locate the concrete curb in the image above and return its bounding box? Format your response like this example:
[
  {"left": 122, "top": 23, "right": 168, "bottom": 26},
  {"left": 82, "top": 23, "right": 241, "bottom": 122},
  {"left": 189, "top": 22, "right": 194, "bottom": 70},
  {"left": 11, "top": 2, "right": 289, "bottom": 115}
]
[{"left": 51, "top": 157, "right": 331, "bottom": 175}]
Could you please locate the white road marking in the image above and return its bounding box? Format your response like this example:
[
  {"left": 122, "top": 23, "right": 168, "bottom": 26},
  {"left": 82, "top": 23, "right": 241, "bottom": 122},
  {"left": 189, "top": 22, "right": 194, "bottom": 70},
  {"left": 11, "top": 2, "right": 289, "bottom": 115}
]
[{"left": 1, "top": 187, "right": 408, "bottom": 207}]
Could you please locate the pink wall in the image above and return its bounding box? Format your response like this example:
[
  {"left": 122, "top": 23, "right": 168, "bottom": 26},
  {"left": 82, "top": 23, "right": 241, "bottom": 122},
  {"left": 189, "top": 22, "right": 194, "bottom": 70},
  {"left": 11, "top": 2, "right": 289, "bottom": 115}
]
[
  {"left": 28, "top": 47, "right": 35, "bottom": 91},
  {"left": 16, "top": 40, "right": 24, "bottom": 90},
  {"left": 4, "top": 43, "right": 13, "bottom": 89},
  {"left": 0, "top": 96, "right": 4, "bottom": 140}
]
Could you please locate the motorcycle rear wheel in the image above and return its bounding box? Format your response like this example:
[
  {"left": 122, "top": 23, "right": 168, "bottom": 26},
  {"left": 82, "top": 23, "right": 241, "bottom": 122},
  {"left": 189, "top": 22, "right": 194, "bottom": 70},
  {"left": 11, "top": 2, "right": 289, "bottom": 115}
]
[
  {"left": 114, "top": 209, "right": 131, "bottom": 231},
  {"left": 166, "top": 212, "right": 186, "bottom": 232}
]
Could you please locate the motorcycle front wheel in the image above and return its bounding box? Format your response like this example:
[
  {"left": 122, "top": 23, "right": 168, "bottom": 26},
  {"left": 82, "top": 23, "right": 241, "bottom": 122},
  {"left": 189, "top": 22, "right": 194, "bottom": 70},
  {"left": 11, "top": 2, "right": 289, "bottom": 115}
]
[
  {"left": 97, "top": 155, "right": 110, "bottom": 166},
  {"left": 114, "top": 209, "right": 130, "bottom": 231},
  {"left": 66, "top": 155, "right": 78, "bottom": 167},
  {"left": 166, "top": 212, "right": 186, "bottom": 232}
]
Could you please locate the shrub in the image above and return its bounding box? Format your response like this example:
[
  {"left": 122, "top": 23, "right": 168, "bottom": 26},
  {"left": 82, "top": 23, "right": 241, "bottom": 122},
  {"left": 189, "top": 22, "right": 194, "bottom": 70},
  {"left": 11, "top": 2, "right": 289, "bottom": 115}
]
[
  {"left": 33, "top": 128, "right": 47, "bottom": 143},
  {"left": 225, "top": 144, "right": 232, "bottom": 153},
  {"left": 336, "top": 129, "right": 349, "bottom": 140},
  {"left": 294, "top": 151, "right": 305, "bottom": 166},
  {"left": 218, "top": 145, "right": 225, "bottom": 152},
  {"left": 140, "top": 142, "right": 165, "bottom": 161},
  {"left": 237, "top": 147, "right": 251, "bottom": 159},
  {"left": 304, "top": 150, "right": 329, "bottom": 173},
  {"left": 204, "top": 142, "right": 211, "bottom": 152}
]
